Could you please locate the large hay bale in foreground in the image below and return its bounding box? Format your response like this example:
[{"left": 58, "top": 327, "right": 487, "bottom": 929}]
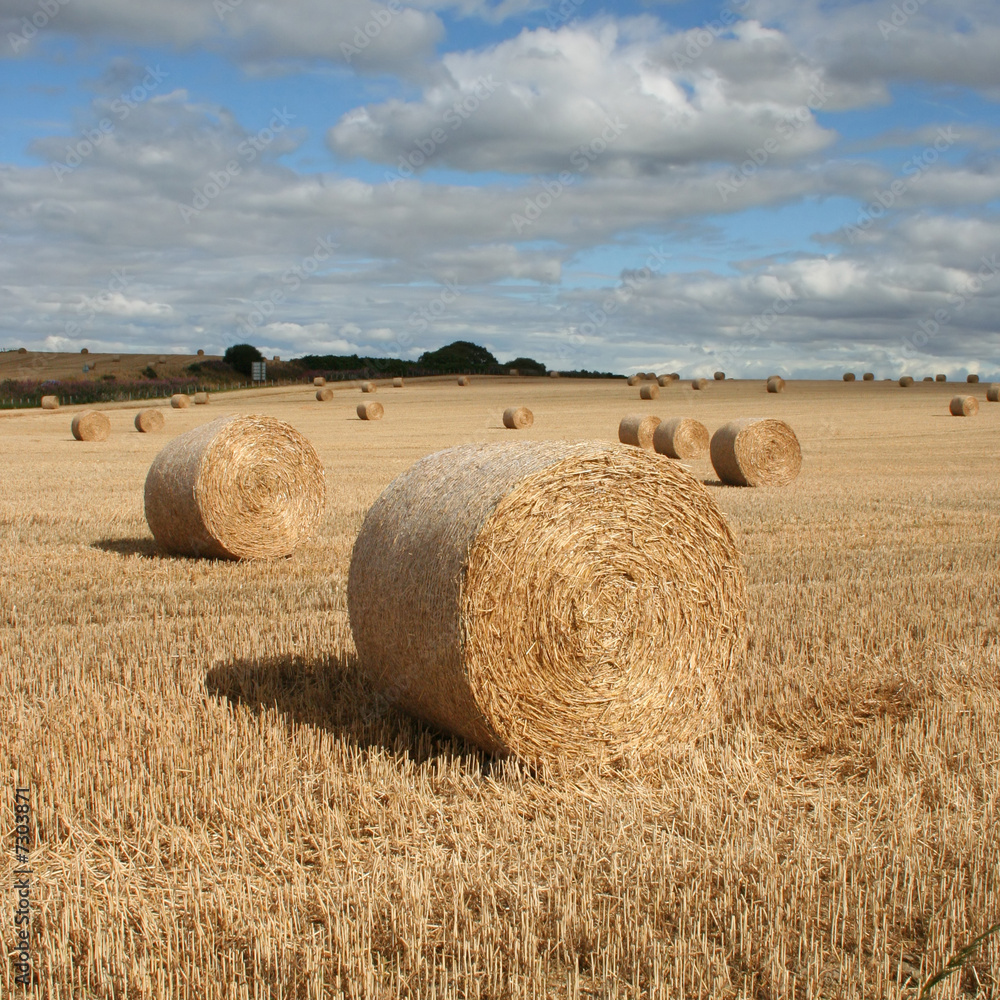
[
  {"left": 639, "top": 383, "right": 659, "bottom": 400},
  {"left": 863, "top": 372, "right": 874, "bottom": 381},
  {"left": 40, "top": 395, "right": 59, "bottom": 410},
  {"left": 134, "top": 409, "right": 164, "bottom": 433},
  {"left": 692, "top": 378, "right": 708, "bottom": 390},
  {"left": 170, "top": 394, "right": 190, "bottom": 408},
  {"left": 393, "top": 377, "right": 403, "bottom": 388},
  {"left": 987, "top": 385, "right": 999, "bottom": 403},
  {"left": 653, "top": 417, "right": 709, "bottom": 460},
  {"left": 357, "top": 401, "right": 384, "bottom": 421},
  {"left": 843, "top": 372, "right": 856, "bottom": 382},
  {"left": 71, "top": 410, "right": 110, "bottom": 442},
  {"left": 360, "top": 381, "right": 376, "bottom": 393},
  {"left": 502, "top": 406, "right": 533, "bottom": 429},
  {"left": 710, "top": 418, "right": 801, "bottom": 487},
  {"left": 313, "top": 377, "right": 326, "bottom": 387},
  {"left": 193, "top": 392, "right": 210, "bottom": 405},
  {"left": 144, "top": 415, "right": 325, "bottom": 560},
  {"left": 950, "top": 395, "right": 979, "bottom": 417},
  {"left": 618, "top": 414, "right": 661, "bottom": 450},
  {"left": 316, "top": 387, "right": 334, "bottom": 402},
  {"left": 899, "top": 376, "right": 914, "bottom": 387},
  {"left": 967, "top": 374, "right": 980, "bottom": 384},
  {"left": 347, "top": 441, "right": 747, "bottom": 760},
  {"left": 457, "top": 376, "right": 470, "bottom": 386},
  {"left": 766, "top": 375, "right": 785, "bottom": 393}
]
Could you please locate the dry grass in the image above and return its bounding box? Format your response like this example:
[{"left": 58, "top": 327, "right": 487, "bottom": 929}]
[{"left": 1, "top": 377, "right": 999, "bottom": 999}]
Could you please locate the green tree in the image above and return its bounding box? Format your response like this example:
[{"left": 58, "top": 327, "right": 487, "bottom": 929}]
[
  {"left": 418, "top": 341, "right": 498, "bottom": 372},
  {"left": 505, "top": 356, "right": 547, "bottom": 375},
  {"left": 223, "top": 343, "right": 264, "bottom": 377}
]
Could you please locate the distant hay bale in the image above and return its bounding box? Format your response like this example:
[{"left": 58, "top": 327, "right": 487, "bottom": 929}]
[
  {"left": 503, "top": 406, "right": 534, "bottom": 429},
  {"left": 313, "top": 377, "right": 326, "bottom": 387},
  {"left": 656, "top": 375, "right": 673, "bottom": 387},
  {"left": 197, "top": 349, "right": 205, "bottom": 356},
  {"left": 170, "top": 394, "right": 190, "bottom": 409},
  {"left": 863, "top": 372, "right": 874, "bottom": 381},
  {"left": 17, "top": 347, "right": 27, "bottom": 354},
  {"left": 641, "top": 372, "right": 658, "bottom": 380},
  {"left": 843, "top": 372, "right": 856, "bottom": 381},
  {"left": 508, "top": 368, "right": 519, "bottom": 376},
  {"left": 766, "top": 376, "right": 785, "bottom": 393},
  {"left": 626, "top": 375, "right": 640, "bottom": 386},
  {"left": 549, "top": 371, "right": 560, "bottom": 378},
  {"left": 112, "top": 355, "right": 121, "bottom": 363},
  {"left": 144, "top": 414, "right": 325, "bottom": 560},
  {"left": 950, "top": 395, "right": 979, "bottom": 417},
  {"left": 899, "top": 376, "right": 914, "bottom": 387},
  {"left": 668, "top": 373, "right": 680, "bottom": 381},
  {"left": 315, "top": 387, "right": 334, "bottom": 401},
  {"left": 347, "top": 440, "right": 748, "bottom": 761},
  {"left": 272, "top": 355, "right": 280, "bottom": 362},
  {"left": 71, "top": 410, "right": 110, "bottom": 442},
  {"left": 987, "top": 385, "right": 999, "bottom": 403},
  {"left": 967, "top": 374, "right": 980, "bottom": 383},
  {"left": 360, "top": 381, "right": 376, "bottom": 393},
  {"left": 922, "top": 376, "right": 934, "bottom": 382},
  {"left": 392, "top": 377, "right": 403, "bottom": 388},
  {"left": 134, "top": 409, "right": 164, "bottom": 433},
  {"left": 710, "top": 418, "right": 802, "bottom": 487},
  {"left": 936, "top": 374, "right": 947, "bottom": 382},
  {"left": 193, "top": 392, "right": 210, "bottom": 405},
  {"left": 357, "top": 401, "right": 384, "bottom": 421},
  {"left": 639, "top": 383, "right": 659, "bottom": 400},
  {"left": 80, "top": 347, "right": 89, "bottom": 354},
  {"left": 457, "top": 376, "right": 470, "bottom": 386},
  {"left": 41, "top": 395, "right": 59, "bottom": 410},
  {"left": 714, "top": 371, "right": 725, "bottom": 380},
  {"left": 653, "top": 417, "right": 709, "bottom": 460},
  {"left": 618, "top": 413, "right": 661, "bottom": 450},
  {"left": 692, "top": 378, "right": 708, "bottom": 390}
]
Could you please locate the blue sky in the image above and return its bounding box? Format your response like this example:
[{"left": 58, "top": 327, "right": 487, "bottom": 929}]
[{"left": 1, "top": 0, "right": 998, "bottom": 376}]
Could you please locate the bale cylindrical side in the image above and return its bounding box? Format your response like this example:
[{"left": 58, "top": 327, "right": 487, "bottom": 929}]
[
  {"left": 653, "top": 417, "right": 709, "bottom": 460},
  {"left": 766, "top": 376, "right": 785, "bottom": 393},
  {"left": 144, "top": 415, "right": 325, "bottom": 560},
  {"left": 358, "top": 401, "right": 384, "bottom": 421},
  {"left": 710, "top": 417, "right": 802, "bottom": 487},
  {"left": 967, "top": 374, "right": 980, "bottom": 384},
  {"left": 692, "top": 378, "right": 708, "bottom": 390},
  {"left": 316, "top": 387, "right": 334, "bottom": 401},
  {"left": 193, "top": 392, "right": 210, "bottom": 405},
  {"left": 170, "top": 394, "right": 190, "bottom": 408},
  {"left": 360, "top": 381, "right": 376, "bottom": 393},
  {"left": 714, "top": 371, "right": 725, "bottom": 381},
  {"left": 347, "top": 441, "right": 748, "bottom": 761},
  {"left": 502, "top": 406, "right": 534, "bottom": 429},
  {"left": 71, "top": 410, "right": 110, "bottom": 442},
  {"left": 898, "top": 376, "right": 914, "bottom": 387},
  {"left": 626, "top": 375, "right": 640, "bottom": 386},
  {"left": 987, "top": 385, "right": 999, "bottom": 403},
  {"left": 618, "top": 414, "right": 661, "bottom": 450},
  {"left": 40, "top": 395, "right": 59, "bottom": 410},
  {"left": 863, "top": 372, "right": 874, "bottom": 381},
  {"left": 392, "top": 377, "right": 404, "bottom": 388},
  {"left": 639, "top": 383, "right": 659, "bottom": 400},
  {"left": 843, "top": 372, "right": 856, "bottom": 382},
  {"left": 313, "top": 377, "right": 326, "bottom": 387},
  {"left": 950, "top": 395, "right": 979, "bottom": 416},
  {"left": 134, "top": 409, "right": 165, "bottom": 433}
]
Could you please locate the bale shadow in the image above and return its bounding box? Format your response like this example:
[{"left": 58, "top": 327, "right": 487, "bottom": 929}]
[
  {"left": 205, "top": 652, "right": 501, "bottom": 772},
  {"left": 91, "top": 536, "right": 159, "bottom": 558}
]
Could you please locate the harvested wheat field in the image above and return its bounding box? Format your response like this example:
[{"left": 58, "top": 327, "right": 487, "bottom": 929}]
[{"left": 1, "top": 376, "right": 999, "bottom": 999}]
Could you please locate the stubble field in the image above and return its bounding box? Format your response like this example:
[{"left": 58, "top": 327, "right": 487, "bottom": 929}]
[{"left": 1, "top": 375, "right": 998, "bottom": 999}]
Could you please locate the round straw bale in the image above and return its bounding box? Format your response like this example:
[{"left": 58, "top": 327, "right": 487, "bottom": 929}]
[
  {"left": 714, "top": 371, "right": 725, "bottom": 380},
  {"left": 81, "top": 347, "right": 89, "bottom": 354},
  {"left": 843, "top": 372, "right": 856, "bottom": 381},
  {"left": 692, "top": 377, "right": 708, "bottom": 390},
  {"left": 668, "top": 372, "right": 680, "bottom": 381},
  {"left": 457, "top": 376, "right": 470, "bottom": 386},
  {"left": 639, "top": 383, "right": 659, "bottom": 400},
  {"left": 144, "top": 414, "right": 325, "bottom": 560},
  {"left": 357, "top": 401, "right": 384, "bottom": 421},
  {"left": 656, "top": 375, "right": 673, "bottom": 387},
  {"left": 967, "top": 373, "right": 980, "bottom": 383},
  {"left": 193, "top": 392, "right": 210, "bottom": 405},
  {"left": 40, "top": 395, "right": 59, "bottom": 410},
  {"left": 71, "top": 410, "right": 110, "bottom": 442},
  {"left": 766, "top": 375, "right": 785, "bottom": 393},
  {"left": 392, "top": 377, "right": 403, "bottom": 388},
  {"left": 313, "top": 377, "right": 326, "bottom": 387},
  {"left": 316, "top": 387, "right": 334, "bottom": 401},
  {"left": 508, "top": 369, "right": 519, "bottom": 376},
  {"left": 17, "top": 347, "right": 27, "bottom": 353},
  {"left": 171, "top": 393, "right": 190, "bottom": 408},
  {"left": 710, "top": 417, "right": 801, "bottom": 487},
  {"left": 347, "top": 441, "right": 747, "bottom": 761},
  {"left": 502, "top": 406, "right": 534, "bottom": 429},
  {"left": 863, "top": 372, "right": 874, "bottom": 381},
  {"left": 922, "top": 376, "right": 934, "bottom": 382},
  {"left": 197, "top": 349, "right": 205, "bottom": 356},
  {"left": 987, "top": 385, "right": 999, "bottom": 403},
  {"left": 653, "top": 417, "right": 709, "bottom": 460},
  {"left": 899, "top": 376, "right": 914, "bottom": 387},
  {"left": 950, "top": 395, "right": 979, "bottom": 416},
  {"left": 549, "top": 370, "right": 561, "bottom": 378},
  {"left": 360, "top": 381, "right": 376, "bottom": 393},
  {"left": 618, "top": 413, "right": 661, "bottom": 450},
  {"left": 936, "top": 374, "right": 947, "bottom": 382},
  {"left": 134, "top": 408, "right": 165, "bottom": 433},
  {"left": 626, "top": 374, "right": 640, "bottom": 386}
]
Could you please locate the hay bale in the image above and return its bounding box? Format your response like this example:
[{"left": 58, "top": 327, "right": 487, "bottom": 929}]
[
  {"left": 40, "top": 395, "right": 59, "bottom": 410},
  {"left": 347, "top": 441, "right": 748, "bottom": 761},
  {"left": 134, "top": 409, "right": 164, "bottom": 433},
  {"left": 922, "top": 376, "right": 934, "bottom": 382},
  {"left": 170, "top": 394, "right": 190, "bottom": 408},
  {"left": 503, "top": 406, "right": 534, "bottom": 429},
  {"left": 653, "top": 417, "right": 709, "bottom": 460},
  {"left": 710, "top": 418, "right": 801, "bottom": 487},
  {"left": 639, "top": 383, "right": 659, "bottom": 400},
  {"left": 899, "top": 376, "right": 914, "bottom": 387},
  {"left": 357, "top": 401, "right": 384, "bottom": 421},
  {"left": 508, "top": 369, "right": 519, "bottom": 376},
  {"left": 193, "top": 392, "right": 210, "bottom": 405},
  {"left": 692, "top": 377, "right": 708, "bottom": 390},
  {"left": 71, "top": 410, "right": 110, "bottom": 442},
  {"left": 313, "top": 377, "right": 326, "bottom": 387},
  {"left": 950, "top": 395, "right": 979, "bottom": 416},
  {"left": 656, "top": 375, "right": 673, "bottom": 387},
  {"left": 549, "top": 371, "right": 560, "bottom": 378},
  {"left": 843, "top": 372, "right": 856, "bottom": 381},
  {"left": 144, "top": 414, "right": 325, "bottom": 560},
  {"left": 967, "top": 374, "right": 980, "bottom": 383},
  {"left": 987, "top": 385, "right": 999, "bottom": 403},
  {"left": 766, "top": 375, "right": 785, "bottom": 393},
  {"left": 936, "top": 374, "right": 947, "bottom": 382},
  {"left": 112, "top": 355, "right": 121, "bottom": 363},
  {"left": 197, "top": 349, "right": 205, "bottom": 356},
  {"left": 316, "top": 387, "right": 334, "bottom": 402},
  {"left": 17, "top": 347, "right": 27, "bottom": 354},
  {"left": 392, "top": 377, "right": 403, "bottom": 388},
  {"left": 360, "top": 381, "right": 376, "bottom": 393},
  {"left": 668, "top": 373, "right": 680, "bottom": 381},
  {"left": 618, "top": 413, "right": 661, "bottom": 450},
  {"left": 80, "top": 347, "right": 89, "bottom": 354},
  {"left": 457, "top": 376, "right": 470, "bottom": 386},
  {"left": 626, "top": 375, "right": 640, "bottom": 386},
  {"left": 863, "top": 372, "right": 874, "bottom": 381},
  {"left": 714, "top": 371, "right": 725, "bottom": 381}
]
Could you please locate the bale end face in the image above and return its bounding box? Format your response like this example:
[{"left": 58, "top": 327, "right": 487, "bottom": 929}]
[
  {"left": 639, "top": 383, "right": 659, "bottom": 400},
  {"left": 950, "top": 395, "right": 979, "bottom": 416},
  {"left": 710, "top": 417, "right": 801, "bottom": 487},
  {"left": 170, "top": 394, "right": 190, "bottom": 408},
  {"left": 618, "top": 414, "right": 661, "bottom": 450},
  {"left": 358, "top": 401, "right": 384, "bottom": 420},
  {"left": 316, "top": 387, "right": 334, "bottom": 402},
  {"left": 71, "top": 410, "right": 111, "bottom": 442},
  {"left": 502, "top": 406, "right": 534, "bottom": 429},
  {"left": 40, "top": 395, "right": 60, "bottom": 410},
  {"left": 134, "top": 408, "right": 165, "bottom": 433},
  {"left": 653, "top": 417, "right": 709, "bottom": 460}
]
